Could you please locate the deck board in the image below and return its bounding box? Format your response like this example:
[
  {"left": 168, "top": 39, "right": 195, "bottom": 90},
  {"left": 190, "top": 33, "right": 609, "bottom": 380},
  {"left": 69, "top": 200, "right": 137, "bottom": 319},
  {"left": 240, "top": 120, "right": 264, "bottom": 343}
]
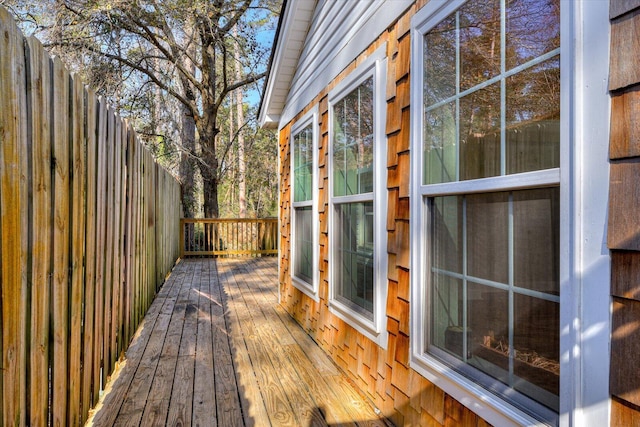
[{"left": 86, "top": 258, "right": 388, "bottom": 427}]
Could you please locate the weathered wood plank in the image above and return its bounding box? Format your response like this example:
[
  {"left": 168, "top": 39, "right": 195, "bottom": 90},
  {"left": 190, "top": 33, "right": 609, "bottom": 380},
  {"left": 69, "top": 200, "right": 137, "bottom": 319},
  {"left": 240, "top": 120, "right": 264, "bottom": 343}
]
[
  {"left": 229, "top": 260, "right": 329, "bottom": 426},
  {"left": 89, "top": 259, "right": 388, "bottom": 427},
  {"left": 139, "top": 261, "right": 194, "bottom": 425},
  {"left": 110, "top": 117, "right": 123, "bottom": 366},
  {"left": 165, "top": 355, "right": 195, "bottom": 426},
  {"left": 608, "top": 159, "right": 640, "bottom": 250},
  {"left": 192, "top": 259, "right": 217, "bottom": 426},
  {"left": 611, "top": 0, "right": 640, "bottom": 19},
  {"left": 93, "top": 97, "right": 108, "bottom": 396},
  {"left": 610, "top": 86, "right": 640, "bottom": 159},
  {"left": 25, "top": 36, "right": 52, "bottom": 427},
  {"left": 103, "top": 107, "right": 116, "bottom": 378},
  {"left": 92, "top": 262, "right": 185, "bottom": 427},
  {"left": 612, "top": 396, "right": 640, "bottom": 426},
  {"left": 611, "top": 296, "right": 640, "bottom": 406},
  {"left": 83, "top": 87, "right": 98, "bottom": 420},
  {"left": 610, "top": 9, "right": 640, "bottom": 91},
  {"left": 246, "top": 258, "right": 384, "bottom": 426},
  {"left": 0, "top": 8, "right": 28, "bottom": 425},
  {"left": 51, "top": 55, "right": 71, "bottom": 427},
  {"left": 69, "top": 73, "right": 87, "bottom": 427},
  {"left": 89, "top": 288, "right": 173, "bottom": 426},
  {"left": 220, "top": 262, "right": 295, "bottom": 426},
  {"left": 611, "top": 250, "right": 640, "bottom": 301}
]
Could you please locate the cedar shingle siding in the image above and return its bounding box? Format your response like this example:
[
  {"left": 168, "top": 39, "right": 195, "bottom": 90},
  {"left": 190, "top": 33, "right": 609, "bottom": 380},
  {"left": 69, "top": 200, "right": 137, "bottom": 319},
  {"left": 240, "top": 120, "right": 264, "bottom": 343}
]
[
  {"left": 609, "top": 0, "right": 640, "bottom": 423},
  {"left": 278, "top": 2, "right": 490, "bottom": 425}
]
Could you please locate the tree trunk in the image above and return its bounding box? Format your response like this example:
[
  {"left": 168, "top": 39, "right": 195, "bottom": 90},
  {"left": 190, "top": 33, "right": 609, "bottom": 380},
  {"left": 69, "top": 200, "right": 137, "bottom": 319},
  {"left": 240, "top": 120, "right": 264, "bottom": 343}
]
[
  {"left": 179, "top": 105, "right": 197, "bottom": 217},
  {"left": 234, "top": 26, "right": 247, "bottom": 218}
]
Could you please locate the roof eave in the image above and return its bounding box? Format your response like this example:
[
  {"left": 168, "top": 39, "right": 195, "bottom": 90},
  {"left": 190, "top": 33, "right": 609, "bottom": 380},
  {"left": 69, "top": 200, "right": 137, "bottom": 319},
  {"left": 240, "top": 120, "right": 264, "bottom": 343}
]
[{"left": 258, "top": 0, "right": 315, "bottom": 130}]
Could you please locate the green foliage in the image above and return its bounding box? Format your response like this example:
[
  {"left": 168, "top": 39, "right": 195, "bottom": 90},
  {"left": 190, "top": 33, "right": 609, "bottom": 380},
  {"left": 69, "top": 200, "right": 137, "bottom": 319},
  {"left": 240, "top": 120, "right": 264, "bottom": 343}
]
[{"left": 2, "top": 0, "right": 282, "bottom": 218}]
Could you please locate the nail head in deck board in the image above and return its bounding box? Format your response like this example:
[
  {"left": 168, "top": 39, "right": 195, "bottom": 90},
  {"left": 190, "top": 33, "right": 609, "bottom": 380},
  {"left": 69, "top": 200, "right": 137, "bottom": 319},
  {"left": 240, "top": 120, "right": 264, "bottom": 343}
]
[
  {"left": 610, "top": 86, "right": 640, "bottom": 159},
  {"left": 611, "top": 0, "right": 640, "bottom": 19},
  {"left": 611, "top": 297, "right": 640, "bottom": 407},
  {"left": 608, "top": 158, "right": 640, "bottom": 250},
  {"left": 610, "top": 9, "right": 640, "bottom": 91}
]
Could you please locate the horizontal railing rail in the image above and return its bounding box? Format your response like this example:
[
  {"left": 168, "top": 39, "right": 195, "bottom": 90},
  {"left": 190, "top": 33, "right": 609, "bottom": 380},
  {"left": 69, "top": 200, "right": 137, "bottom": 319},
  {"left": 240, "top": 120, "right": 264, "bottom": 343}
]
[{"left": 180, "top": 218, "right": 278, "bottom": 258}]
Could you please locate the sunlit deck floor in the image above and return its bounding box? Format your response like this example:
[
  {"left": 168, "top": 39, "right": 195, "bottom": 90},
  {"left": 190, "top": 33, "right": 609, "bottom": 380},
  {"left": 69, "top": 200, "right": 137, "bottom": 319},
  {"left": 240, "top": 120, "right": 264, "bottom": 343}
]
[{"left": 87, "top": 257, "right": 388, "bottom": 427}]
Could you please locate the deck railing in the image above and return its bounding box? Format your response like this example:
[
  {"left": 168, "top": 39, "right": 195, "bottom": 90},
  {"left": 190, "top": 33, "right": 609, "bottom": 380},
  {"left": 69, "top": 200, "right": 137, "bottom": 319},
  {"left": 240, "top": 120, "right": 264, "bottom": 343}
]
[{"left": 180, "top": 218, "right": 278, "bottom": 257}]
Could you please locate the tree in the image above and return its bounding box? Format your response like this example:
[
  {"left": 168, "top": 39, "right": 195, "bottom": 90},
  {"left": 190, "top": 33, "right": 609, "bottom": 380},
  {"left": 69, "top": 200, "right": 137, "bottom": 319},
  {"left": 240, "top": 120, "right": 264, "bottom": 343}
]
[{"left": 2, "top": 0, "right": 280, "bottom": 218}]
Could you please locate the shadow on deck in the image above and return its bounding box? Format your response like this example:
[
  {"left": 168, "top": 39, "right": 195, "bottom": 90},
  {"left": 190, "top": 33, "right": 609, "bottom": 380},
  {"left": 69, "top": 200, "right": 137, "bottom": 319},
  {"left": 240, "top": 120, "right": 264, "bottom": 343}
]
[{"left": 86, "top": 258, "right": 389, "bottom": 426}]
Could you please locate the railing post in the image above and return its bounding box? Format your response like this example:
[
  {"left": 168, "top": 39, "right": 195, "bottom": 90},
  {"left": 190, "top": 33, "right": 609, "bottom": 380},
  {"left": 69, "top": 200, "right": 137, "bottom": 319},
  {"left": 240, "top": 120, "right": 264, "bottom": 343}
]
[{"left": 179, "top": 218, "right": 185, "bottom": 259}]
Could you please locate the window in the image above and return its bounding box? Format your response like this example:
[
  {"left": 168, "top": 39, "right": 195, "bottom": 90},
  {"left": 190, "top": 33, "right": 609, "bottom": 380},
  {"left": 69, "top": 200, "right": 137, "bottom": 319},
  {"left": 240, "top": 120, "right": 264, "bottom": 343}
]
[
  {"left": 329, "top": 45, "right": 388, "bottom": 346},
  {"left": 291, "top": 109, "right": 319, "bottom": 299},
  {"left": 411, "top": 0, "right": 564, "bottom": 424}
]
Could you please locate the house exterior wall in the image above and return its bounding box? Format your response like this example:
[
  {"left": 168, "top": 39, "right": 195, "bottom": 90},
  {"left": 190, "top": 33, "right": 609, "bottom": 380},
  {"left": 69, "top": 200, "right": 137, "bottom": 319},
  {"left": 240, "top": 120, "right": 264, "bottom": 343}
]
[
  {"left": 276, "top": 0, "right": 612, "bottom": 425},
  {"left": 278, "top": 2, "right": 491, "bottom": 425},
  {"left": 608, "top": 0, "right": 640, "bottom": 424}
]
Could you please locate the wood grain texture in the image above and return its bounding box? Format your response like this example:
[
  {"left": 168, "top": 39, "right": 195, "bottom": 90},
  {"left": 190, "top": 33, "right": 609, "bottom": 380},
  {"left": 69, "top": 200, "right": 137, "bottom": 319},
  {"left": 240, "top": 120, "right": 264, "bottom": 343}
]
[
  {"left": 88, "top": 258, "right": 387, "bottom": 427},
  {"left": 610, "top": 86, "right": 640, "bottom": 159},
  {"left": 51, "top": 55, "right": 71, "bottom": 427},
  {"left": 82, "top": 88, "right": 97, "bottom": 420},
  {"left": 26, "top": 36, "right": 52, "bottom": 427},
  {"left": 610, "top": 9, "right": 640, "bottom": 91},
  {"left": 608, "top": 159, "right": 640, "bottom": 250},
  {"left": 0, "top": 8, "right": 28, "bottom": 425},
  {"left": 611, "top": 297, "right": 640, "bottom": 406},
  {"left": 0, "top": 14, "right": 181, "bottom": 425},
  {"left": 612, "top": 250, "right": 640, "bottom": 300},
  {"left": 611, "top": 0, "right": 640, "bottom": 19},
  {"left": 612, "top": 396, "right": 640, "bottom": 426},
  {"left": 69, "top": 74, "right": 86, "bottom": 427}
]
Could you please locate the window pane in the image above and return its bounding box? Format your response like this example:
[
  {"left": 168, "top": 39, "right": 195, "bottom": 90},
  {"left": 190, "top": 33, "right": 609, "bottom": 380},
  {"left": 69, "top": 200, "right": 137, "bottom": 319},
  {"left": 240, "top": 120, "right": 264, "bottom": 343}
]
[
  {"left": 506, "top": 58, "right": 560, "bottom": 174},
  {"left": 333, "top": 77, "right": 374, "bottom": 197},
  {"left": 294, "top": 207, "right": 313, "bottom": 283},
  {"left": 460, "top": 83, "right": 501, "bottom": 180},
  {"left": 506, "top": 0, "right": 560, "bottom": 70},
  {"left": 513, "top": 187, "right": 559, "bottom": 294},
  {"left": 459, "top": 0, "right": 502, "bottom": 92},
  {"left": 513, "top": 293, "right": 559, "bottom": 410},
  {"left": 467, "top": 281, "right": 509, "bottom": 376},
  {"left": 432, "top": 196, "right": 463, "bottom": 274},
  {"left": 424, "top": 14, "right": 456, "bottom": 106},
  {"left": 424, "top": 102, "right": 457, "bottom": 184},
  {"left": 335, "top": 202, "right": 374, "bottom": 318},
  {"left": 429, "top": 188, "right": 559, "bottom": 412},
  {"left": 431, "top": 274, "right": 464, "bottom": 357},
  {"left": 466, "top": 192, "right": 508, "bottom": 284},
  {"left": 293, "top": 124, "right": 313, "bottom": 202}
]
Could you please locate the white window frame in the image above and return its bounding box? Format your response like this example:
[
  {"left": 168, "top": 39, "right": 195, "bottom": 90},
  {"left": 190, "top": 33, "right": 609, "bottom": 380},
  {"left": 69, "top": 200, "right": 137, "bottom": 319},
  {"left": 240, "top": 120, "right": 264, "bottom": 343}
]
[
  {"left": 410, "top": 1, "right": 611, "bottom": 426},
  {"left": 290, "top": 107, "right": 320, "bottom": 301},
  {"left": 328, "top": 44, "right": 388, "bottom": 348}
]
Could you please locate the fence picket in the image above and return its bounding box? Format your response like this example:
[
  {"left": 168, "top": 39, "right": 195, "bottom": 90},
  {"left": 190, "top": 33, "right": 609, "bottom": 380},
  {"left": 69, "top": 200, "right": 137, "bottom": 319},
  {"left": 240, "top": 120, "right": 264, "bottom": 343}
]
[
  {"left": 51, "top": 55, "right": 71, "bottom": 427},
  {"left": 0, "top": 8, "right": 28, "bottom": 426},
  {"left": 0, "top": 9, "right": 182, "bottom": 425},
  {"left": 26, "top": 36, "right": 52, "bottom": 427}
]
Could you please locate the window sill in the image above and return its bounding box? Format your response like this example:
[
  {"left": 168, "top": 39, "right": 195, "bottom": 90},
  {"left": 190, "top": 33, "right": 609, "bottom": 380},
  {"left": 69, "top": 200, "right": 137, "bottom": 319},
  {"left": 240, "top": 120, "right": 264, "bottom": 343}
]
[
  {"left": 329, "top": 299, "right": 388, "bottom": 349},
  {"left": 291, "top": 275, "right": 320, "bottom": 303},
  {"left": 410, "top": 351, "right": 555, "bottom": 427}
]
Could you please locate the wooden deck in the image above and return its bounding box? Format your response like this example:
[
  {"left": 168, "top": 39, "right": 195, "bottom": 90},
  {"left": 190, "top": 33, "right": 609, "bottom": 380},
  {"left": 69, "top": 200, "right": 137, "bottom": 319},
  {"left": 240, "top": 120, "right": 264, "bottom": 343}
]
[{"left": 86, "top": 258, "right": 388, "bottom": 426}]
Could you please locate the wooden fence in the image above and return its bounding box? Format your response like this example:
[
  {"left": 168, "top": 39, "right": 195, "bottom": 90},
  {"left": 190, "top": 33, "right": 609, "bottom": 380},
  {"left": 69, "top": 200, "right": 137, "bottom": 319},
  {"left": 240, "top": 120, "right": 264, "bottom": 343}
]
[
  {"left": 180, "top": 218, "right": 278, "bottom": 257},
  {"left": 0, "top": 8, "right": 182, "bottom": 426}
]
